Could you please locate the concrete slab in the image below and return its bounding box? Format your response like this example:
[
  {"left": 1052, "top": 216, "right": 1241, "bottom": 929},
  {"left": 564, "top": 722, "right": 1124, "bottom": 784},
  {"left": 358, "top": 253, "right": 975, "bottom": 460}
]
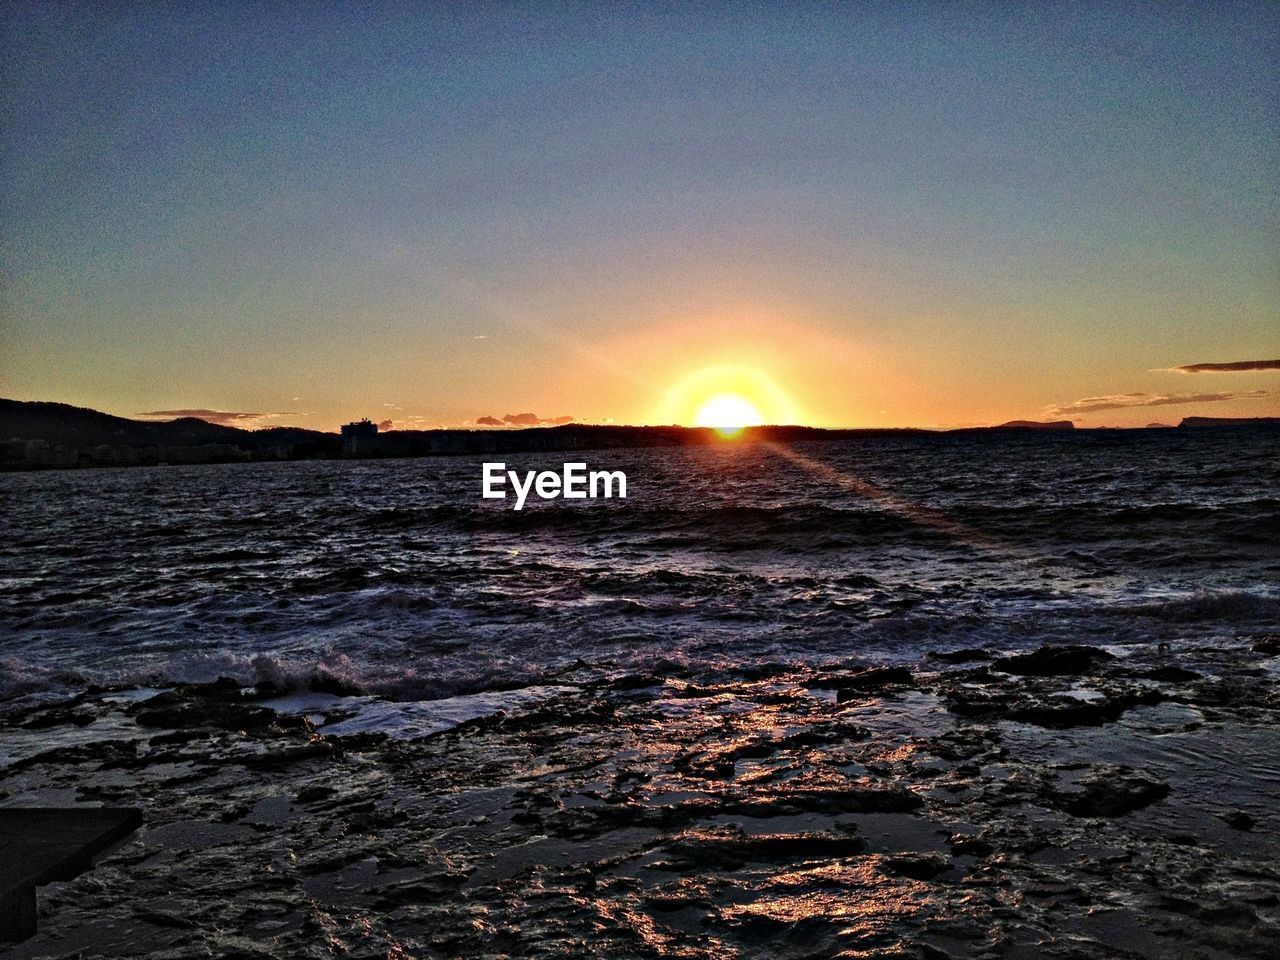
[{"left": 0, "top": 807, "right": 142, "bottom": 943}]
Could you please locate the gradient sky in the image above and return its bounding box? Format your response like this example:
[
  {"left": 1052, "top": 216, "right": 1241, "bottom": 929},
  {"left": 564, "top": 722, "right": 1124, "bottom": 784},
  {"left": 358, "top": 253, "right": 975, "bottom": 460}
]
[{"left": 2, "top": 2, "right": 1277, "bottom": 429}]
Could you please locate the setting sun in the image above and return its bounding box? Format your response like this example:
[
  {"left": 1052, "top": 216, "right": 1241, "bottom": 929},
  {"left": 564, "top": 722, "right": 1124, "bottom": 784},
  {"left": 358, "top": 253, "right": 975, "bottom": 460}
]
[
  {"left": 659, "top": 364, "right": 800, "bottom": 431},
  {"left": 694, "top": 393, "right": 765, "bottom": 437}
]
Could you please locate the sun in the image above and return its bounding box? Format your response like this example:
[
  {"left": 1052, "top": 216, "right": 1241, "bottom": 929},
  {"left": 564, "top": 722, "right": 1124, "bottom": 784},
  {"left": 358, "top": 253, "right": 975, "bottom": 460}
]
[
  {"left": 658, "top": 364, "right": 799, "bottom": 435},
  {"left": 694, "top": 393, "right": 765, "bottom": 437}
]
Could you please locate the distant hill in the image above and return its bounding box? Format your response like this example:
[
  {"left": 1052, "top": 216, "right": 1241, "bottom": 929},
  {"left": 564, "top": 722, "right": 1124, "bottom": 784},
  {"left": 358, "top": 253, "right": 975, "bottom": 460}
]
[
  {"left": 1179, "top": 416, "right": 1280, "bottom": 428},
  {"left": 991, "top": 420, "right": 1075, "bottom": 431},
  {"left": 0, "top": 399, "right": 341, "bottom": 468},
  {"left": 0, "top": 400, "right": 243, "bottom": 446},
  {"left": 0, "top": 399, "right": 329, "bottom": 448}
]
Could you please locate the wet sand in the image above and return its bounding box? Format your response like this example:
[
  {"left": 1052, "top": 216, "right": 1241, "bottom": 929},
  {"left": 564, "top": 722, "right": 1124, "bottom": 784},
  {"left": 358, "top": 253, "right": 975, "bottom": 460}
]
[{"left": 2, "top": 638, "right": 1278, "bottom": 958}]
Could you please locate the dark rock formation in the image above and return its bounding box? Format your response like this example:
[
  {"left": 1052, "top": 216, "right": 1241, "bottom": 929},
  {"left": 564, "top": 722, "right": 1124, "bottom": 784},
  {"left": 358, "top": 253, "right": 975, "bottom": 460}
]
[
  {"left": 1050, "top": 766, "right": 1170, "bottom": 817},
  {"left": 995, "top": 644, "right": 1116, "bottom": 677}
]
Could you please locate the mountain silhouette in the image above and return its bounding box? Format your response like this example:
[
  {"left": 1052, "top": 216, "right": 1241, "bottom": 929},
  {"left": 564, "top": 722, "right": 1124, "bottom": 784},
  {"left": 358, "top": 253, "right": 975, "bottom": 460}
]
[{"left": 0, "top": 400, "right": 335, "bottom": 457}]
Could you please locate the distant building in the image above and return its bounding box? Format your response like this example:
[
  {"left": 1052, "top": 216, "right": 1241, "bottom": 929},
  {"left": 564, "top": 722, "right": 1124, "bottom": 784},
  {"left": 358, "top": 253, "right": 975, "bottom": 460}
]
[
  {"left": 341, "top": 419, "right": 378, "bottom": 438},
  {"left": 1, "top": 438, "right": 79, "bottom": 467},
  {"left": 341, "top": 418, "right": 378, "bottom": 455}
]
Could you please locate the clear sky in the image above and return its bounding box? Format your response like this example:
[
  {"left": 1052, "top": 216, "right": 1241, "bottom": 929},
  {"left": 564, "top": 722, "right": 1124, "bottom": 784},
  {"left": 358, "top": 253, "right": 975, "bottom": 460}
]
[{"left": 2, "top": 2, "right": 1277, "bottom": 430}]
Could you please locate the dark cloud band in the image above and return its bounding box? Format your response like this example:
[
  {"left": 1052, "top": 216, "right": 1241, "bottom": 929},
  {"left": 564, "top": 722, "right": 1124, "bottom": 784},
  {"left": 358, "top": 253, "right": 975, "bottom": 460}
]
[
  {"left": 1170, "top": 359, "right": 1280, "bottom": 373},
  {"left": 1047, "top": 390, "right": 1272, "bottom": 416},
  {"left": 138, "top": 409, "right": 298, "bottom": 427},
  {"left": 475, "top": 412, "right": 575, "bottom": 427}
]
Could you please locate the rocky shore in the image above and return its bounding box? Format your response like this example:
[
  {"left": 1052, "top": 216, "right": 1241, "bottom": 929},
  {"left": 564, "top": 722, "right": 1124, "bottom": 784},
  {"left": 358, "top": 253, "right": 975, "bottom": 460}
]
[{"left": 2, "top": 638, "right": 1278, "bottom": 958}]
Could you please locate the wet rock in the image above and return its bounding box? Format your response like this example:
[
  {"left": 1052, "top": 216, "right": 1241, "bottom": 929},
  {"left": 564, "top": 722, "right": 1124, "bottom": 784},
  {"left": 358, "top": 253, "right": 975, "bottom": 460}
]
[
  {"left": 131, "top": 907, "right": 197, "bottom": 930},
  {"left": 239, "top": 741, "right": 334, "bottom": 769},
  {"left": 1134, "top": 665, "right": 1200, "bottom": 682},
  {"left": 643, "top": 891, "right": 713, "bottom": 912},
  {"left": 1219, "top": 809, "right": 1255, "bottom": 830},
  {"left": 129, "top": 684, "right": 316, "bottom": 736},
  {"left": 929, "top": 648, "right": 993, "bottom": 663},
  {"left": 1183, "top": 679, "right": 1268, "bottom": 709},
  {"left": 20, "top": 706, "right": 97, "bottom": 729},
  {"left": 663, "top": 826, "right": 865, "bottom": 869},
  {"left": 651, "top": 658, "right": 692, "bottom": 677},
  {"left": 1156, "top": 894, "right": 1257, "bottom": 927},
  {"left": 608, "top": 673, "right": 663, "bottom": 691},
  {"left": 942, "top": 690, "right": 1015, "bottom": 719},
  {"left": 729, "top": 782, "right": 923, "bottom": 816},
  {"left": 812, "top": 667, "right": 915, "bottom": 697},
  {"left": 149, "top": 676, "right": 242, "bottom": 701},
  {"left": 295, "top": 785, "right": 338, "bottom": 804},
  {"left": 880, "top": 852, "right": 951, "bottom": 880},
  {"left": 248, "top": 680, "right": 287, "bottom": 698},
  {"left": 995, "top": 645, "right": 1115, "bottom": 677},
  {"left": 324, "top": 731, "right": 389, "bottom": 751},
  {"left": 346, "top": 805, "right": 405, "bottom": 833},
  {"left": 777, "top": 723, "right": 870, "bottom": 749},
  {"left": 148, "top": 729, "right": 205, "bottom": 746},
  {"left": 159, "top": 677, "right": 247, "bottom": 701},
  {"left": 1006, "top": 689, "right": 1162, "bottom": 728},
  {"left": 930, "top": 728, "right": 1003, "bottom": 762},
  {"left": 949, "top": 834, "right": 994, "bottom": 857},
  {"left": 1252, "top": 635, "right": 1280, "bottom": 656},
  {"left": 308, "top": 671, "right": 362, "bottom": 696},
  {"left": 369, "top": 873, "right": 467, "bottom": 909},
  {"left": 133, "top": 700, "right": 290, "bottom": 733},
  {"left": 1050, "top": 766, "right": 1170, "bottom": 817},
  {"left": 10, "top": 644, "right": 1280, "bottom": 960},
  {"left": 736, "top": 661, "right": 792, "bottom": 681}
]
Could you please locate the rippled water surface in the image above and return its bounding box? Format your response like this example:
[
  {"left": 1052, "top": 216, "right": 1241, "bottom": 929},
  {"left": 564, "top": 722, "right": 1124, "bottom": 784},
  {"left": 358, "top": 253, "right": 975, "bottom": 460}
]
[{"left": 2, "top": 429, "right": 1278, "bottom": 699}]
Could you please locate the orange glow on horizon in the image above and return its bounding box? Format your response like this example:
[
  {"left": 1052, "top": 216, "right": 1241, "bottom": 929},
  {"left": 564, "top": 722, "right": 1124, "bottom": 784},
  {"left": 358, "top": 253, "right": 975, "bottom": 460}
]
[{"left": 659, "top": 364, "right": 801, "bottom": 430}]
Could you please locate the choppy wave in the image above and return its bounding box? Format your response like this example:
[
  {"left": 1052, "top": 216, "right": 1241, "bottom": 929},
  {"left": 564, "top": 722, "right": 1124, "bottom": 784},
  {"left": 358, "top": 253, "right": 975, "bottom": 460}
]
[
  {"left": 1117, "top": 590, "right": 1280, "bottom": 623},
  {"left": 2, "top": 429, "right": 1278, "bottom": 701}
]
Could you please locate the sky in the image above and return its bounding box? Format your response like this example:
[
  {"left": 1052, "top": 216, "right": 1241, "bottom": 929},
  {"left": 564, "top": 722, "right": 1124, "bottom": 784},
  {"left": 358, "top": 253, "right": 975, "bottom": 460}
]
[{"left": 2, "top": 2, "right": 1277, "bottom": 430}]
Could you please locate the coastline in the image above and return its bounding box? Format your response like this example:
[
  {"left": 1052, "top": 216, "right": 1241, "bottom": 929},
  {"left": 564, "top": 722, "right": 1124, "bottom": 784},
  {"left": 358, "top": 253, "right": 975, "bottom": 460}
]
[
  {"left": 5, "top": 396, "right": 1278, "bottom": 473},
  {"left": 3, "top": 637, "right": 1277, "bottom": 958}
]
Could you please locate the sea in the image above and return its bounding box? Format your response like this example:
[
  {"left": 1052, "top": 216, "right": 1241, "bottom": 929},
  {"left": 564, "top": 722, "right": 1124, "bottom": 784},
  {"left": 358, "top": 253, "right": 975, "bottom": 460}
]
[{"left": 2, "top": 428, "right": 1278, "bottom": 704}]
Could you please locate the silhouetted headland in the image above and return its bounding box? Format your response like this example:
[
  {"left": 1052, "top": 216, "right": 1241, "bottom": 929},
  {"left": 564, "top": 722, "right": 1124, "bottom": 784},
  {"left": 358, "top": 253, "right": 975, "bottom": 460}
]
[
  {"left": 988, "top": 419, "right": 1075, "bottom": 431},
  {"left": 2, "top": 399, "right": 1277, "bottom": 470},
  {"left": 1179, "top": 415, "right": 1280, "bottom": 428}
]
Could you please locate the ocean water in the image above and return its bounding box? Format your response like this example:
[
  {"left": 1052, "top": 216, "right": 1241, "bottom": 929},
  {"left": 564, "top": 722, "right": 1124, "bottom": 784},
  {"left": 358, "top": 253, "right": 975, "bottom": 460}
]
[{"left": 2, "top": 429, "right": 1278, "bottom": 702}]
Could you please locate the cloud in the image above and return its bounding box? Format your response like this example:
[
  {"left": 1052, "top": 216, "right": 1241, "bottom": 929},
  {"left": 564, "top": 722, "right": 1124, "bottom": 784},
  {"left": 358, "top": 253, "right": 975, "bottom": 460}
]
[
  {"left": 137, "top": 409, "right": 299, "bottom": 428},
  {"left": 382, "top": 415, "right": 439, "bottom": 430},
  {"left": 502, "top": 412, "right": 545, "bottom": 426},
  {"left": 474, "top": 412, "right": 575, "bottom": 427},
  {"left": 1166, "top": 359, "right": 1280, "bottom": 374},
  {"left": 1046, "top": 390, "right": 1273, "bottom": 416}
]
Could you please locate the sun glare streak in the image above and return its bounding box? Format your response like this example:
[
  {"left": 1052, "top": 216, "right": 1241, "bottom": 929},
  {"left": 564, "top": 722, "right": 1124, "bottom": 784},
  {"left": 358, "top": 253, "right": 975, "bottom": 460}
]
[
  {"left": 761, "top": 441, "right": 1081, "bottom": 573},
  {"left": 428, "top": 274, "right": 659, "bottom": 406},
  {"left": 760, "top": 441, "right": 1004, "bottom": 551}
]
